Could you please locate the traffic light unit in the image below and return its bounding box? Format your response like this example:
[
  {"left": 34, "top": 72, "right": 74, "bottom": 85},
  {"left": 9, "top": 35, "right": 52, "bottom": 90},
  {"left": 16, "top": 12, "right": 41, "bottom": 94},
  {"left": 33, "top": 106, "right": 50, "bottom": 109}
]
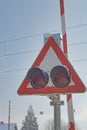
[
  {"left": 27, "top": 67, "right": 49, "bottom": 89},
  {"left": 50, "top": 65, "right": 71, "bottom": 88},
  {"left": 27, "top": 65, "right": 71, "bottom": 89}
]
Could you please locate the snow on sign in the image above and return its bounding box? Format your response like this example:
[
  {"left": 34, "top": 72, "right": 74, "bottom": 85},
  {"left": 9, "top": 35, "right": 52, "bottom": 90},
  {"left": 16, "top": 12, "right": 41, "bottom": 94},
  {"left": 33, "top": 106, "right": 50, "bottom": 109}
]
[{"left": 17, "top": 37, "right": 86, "bottom": 95}]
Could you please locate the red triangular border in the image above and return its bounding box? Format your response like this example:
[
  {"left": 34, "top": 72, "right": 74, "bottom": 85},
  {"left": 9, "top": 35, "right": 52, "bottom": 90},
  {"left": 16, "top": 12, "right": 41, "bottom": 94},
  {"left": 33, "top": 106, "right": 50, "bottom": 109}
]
[{"left": 17, "top": 37, "right": 86, "bottom": 95}]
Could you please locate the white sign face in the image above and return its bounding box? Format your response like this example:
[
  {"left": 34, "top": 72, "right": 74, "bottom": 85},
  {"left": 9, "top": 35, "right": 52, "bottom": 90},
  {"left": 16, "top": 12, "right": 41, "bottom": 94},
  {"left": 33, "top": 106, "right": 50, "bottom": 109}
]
[{"left": 17, "top": 37, "right": 86, "bottom": 95}]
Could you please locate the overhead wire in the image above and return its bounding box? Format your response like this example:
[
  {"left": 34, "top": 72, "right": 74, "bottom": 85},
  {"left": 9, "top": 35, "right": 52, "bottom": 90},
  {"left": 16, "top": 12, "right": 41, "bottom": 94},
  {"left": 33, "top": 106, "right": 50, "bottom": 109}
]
[
  {"left": 0, "top": 23, "right": 87, "bottom": 44},
  {"left": 0, "top": 41, "right": 87, "bottom": 58},
  {"left": 0, "top": 67, "right": 27, "bottom": 74},
  {"left": 0, "top": 49, "right": 40, "bottom": 58},
  {"left": 0, "top": 23, "right": 87, "bottom": 74},
  {"left": 0, "top": 33, "right": 43, "bottom": 44},
  {"left": 0, "top": 58, "right": 87, "bottom": 74},
  {"left": 0, "top": 23, "right": 87, "bottom": 58},
  {"left": 69, "top": 41, "right": 87, "bottom": 46}
]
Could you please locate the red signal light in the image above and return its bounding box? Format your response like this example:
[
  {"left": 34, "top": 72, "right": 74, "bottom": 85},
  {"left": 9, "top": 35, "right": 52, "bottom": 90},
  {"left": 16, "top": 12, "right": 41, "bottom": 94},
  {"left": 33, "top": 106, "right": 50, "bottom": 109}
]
[
  {"left": 27, "top": 67, "right": 49, "bottom": 89},
  {"left": 50, "top": 66, "right": 71, "bottom": 88}
]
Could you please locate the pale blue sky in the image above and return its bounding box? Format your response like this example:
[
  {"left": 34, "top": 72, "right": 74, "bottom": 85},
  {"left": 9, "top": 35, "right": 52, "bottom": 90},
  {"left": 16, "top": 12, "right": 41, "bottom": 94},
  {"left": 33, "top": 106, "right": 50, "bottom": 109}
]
[{"left": 0, "top": 0, "right": 87, "bottom": 130}]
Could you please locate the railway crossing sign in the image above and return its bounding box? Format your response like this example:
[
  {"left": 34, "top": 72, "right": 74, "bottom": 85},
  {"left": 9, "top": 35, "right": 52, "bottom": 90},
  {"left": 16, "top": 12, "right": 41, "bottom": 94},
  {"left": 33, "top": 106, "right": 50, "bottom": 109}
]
[{"left": 17, "top": 37, "right": 86, "bottom": 95}]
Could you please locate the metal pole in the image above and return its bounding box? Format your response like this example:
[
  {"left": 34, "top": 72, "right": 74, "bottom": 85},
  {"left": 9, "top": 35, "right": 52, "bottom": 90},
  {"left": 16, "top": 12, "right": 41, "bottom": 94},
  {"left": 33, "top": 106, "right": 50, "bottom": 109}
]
[
  {"left": 50, "top": 95, "right": 64, "bottom": 130},
  {"left": 59, "top": 0, "right": 75, "bottom": 129},
  {"left": 8, "top": 100, "right": 11, "bottom": 130},
  {"left": 54, "top": 95, "right": 61, "bottom": 130}
]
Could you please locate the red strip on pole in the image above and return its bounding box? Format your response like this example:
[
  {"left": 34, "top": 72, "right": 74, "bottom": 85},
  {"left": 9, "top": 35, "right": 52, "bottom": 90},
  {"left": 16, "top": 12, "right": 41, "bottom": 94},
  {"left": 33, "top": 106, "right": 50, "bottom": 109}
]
[
  {"left": 60, "top": 0, "right": 68, "bottom": 54},
  {"left": 59, "top": 0, "right": 75, "bottom": 130},
  {"left": 67, "top": 94, "right": 75, "bottom": 130}
]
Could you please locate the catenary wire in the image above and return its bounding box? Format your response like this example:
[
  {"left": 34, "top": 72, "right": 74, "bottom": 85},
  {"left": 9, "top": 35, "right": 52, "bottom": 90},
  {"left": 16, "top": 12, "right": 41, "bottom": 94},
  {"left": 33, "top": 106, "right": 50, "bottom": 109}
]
[
  {"left": 0, "top": 23, "right": 87, "bottom": 73},
  {"left": 0, "top": 23, "right": 87, "bottom": 44},
  {"left": 0, "top": 23, "right": 87, "bottom": 58},
  {"left": 0, "top": 58, "right": 87, "bottom": 74},
  {"left": 0, "top": 41, "right": 87, "bottom": 58},
  {"left": 0, "top": 49, "right": 40, "bottom": 58}
]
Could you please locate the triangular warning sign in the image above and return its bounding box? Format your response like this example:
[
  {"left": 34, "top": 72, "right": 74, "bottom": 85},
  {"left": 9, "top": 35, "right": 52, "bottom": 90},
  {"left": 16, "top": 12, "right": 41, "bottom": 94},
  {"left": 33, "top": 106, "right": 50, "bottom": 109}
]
[{"left": 17, "top": 37, "right": 86, "bottom": 95}]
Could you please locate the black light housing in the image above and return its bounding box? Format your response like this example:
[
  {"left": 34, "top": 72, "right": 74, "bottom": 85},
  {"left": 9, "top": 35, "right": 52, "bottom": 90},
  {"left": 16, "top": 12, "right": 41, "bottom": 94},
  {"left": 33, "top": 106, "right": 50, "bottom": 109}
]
[
  {"left": 50, "top": 65, "right": 71, "bottom": 88},
  {"left": 27, "top": 67, "right": 49, "bottom": 89}
]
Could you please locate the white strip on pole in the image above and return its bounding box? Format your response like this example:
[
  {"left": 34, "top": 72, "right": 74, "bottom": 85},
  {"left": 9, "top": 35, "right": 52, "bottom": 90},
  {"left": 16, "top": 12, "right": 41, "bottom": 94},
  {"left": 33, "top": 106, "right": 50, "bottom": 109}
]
[{"left": 59, "top": 0, "right": 75, "bottom": 130}]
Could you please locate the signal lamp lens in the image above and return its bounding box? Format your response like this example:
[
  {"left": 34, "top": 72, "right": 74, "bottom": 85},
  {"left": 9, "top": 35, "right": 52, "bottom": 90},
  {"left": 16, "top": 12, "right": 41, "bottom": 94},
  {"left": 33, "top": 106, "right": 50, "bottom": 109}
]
[
  {"left": 27, "top": 67, "right": 49, "bottom": 89},
  {"left": 50, "top": 66, "right": 71, "bottom": 88}
]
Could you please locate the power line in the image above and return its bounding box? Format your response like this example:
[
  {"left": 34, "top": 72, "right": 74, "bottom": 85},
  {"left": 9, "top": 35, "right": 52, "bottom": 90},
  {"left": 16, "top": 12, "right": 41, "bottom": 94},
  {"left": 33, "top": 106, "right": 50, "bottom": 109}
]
[
  {"left": 0, "top": 23, "right": 87, "bottom": 73},
  {"left": 0, "top": 58, "right": 87, "bottom": 74},
  {"left": 0, "top": 41, "right": 87, "bottom": 58},
  {"left": 0, "top": 67, "right": 27, "bottom": 74},
  {"left": 72, "top": 58, "right": 87, "bottom": 63},
  {"left": 0, "top": 49, "right": 40, "bottom": 58},
  {"left": 0, "top": 23, "right": 87, "bottom": 58},
  {"left": 0, "top": 33, "right": 43, "bottom": 44},
  {"left": 69, "top": 41, "right": 87, "bottom": 46},
  {"left": 0, "top": 23, "right": 87, "bottom": 44},
  {"left": 67, "top": 23, "right": 87, "bottom": 30}
]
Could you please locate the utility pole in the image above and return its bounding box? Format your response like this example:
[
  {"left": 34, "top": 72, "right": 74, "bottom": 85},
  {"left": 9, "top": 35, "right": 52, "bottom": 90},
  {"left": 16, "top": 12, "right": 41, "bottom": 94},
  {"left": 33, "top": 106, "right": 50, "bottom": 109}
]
[{"left": 8, "top": 100, "right": 11, "bottom": 130}]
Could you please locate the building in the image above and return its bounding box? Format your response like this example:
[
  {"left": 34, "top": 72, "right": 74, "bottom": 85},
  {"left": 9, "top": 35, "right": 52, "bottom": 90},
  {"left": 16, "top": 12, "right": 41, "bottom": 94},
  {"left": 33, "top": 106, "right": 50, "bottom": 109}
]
[{"left": 0, "top": 121, "right": 18, "bottom": 130}]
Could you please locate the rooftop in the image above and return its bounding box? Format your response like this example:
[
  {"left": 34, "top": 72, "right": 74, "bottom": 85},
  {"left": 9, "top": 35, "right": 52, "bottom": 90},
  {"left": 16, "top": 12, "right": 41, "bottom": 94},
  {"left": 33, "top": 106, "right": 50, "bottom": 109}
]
[{"left": 0, "top": 122, "right": 18, "bottom": 130}]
